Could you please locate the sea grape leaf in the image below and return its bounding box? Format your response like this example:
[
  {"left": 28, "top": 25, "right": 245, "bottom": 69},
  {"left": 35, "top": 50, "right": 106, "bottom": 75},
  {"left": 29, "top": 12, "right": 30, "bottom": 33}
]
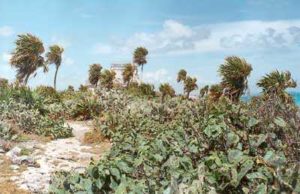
[
  {"left": 246, "top": 172, "right": 267, "bottom": 181},
  {"left": 226, "top": 132, "right": 240, "bottom": 147},
  {"left": 248, "top": 117, "right": 259, "bottom": 127},
  {"left": 237, "top": 159, "right": 254, "bottom": 182},
  {"left": 249, "top": 134, "right": 267, "bottom": 148},
  {"left": 228, "top": 149, "right": 244, "bottom": 164},
  {"left": 263, "top": 151, "right": 286, "bottom": 167},
  {"left": 110, "top": 167, "right": 121, "bottom": 180},
  {"left": 274, "top": 117, "right": 287, "bottom": 128},
  {"left": 204, "top": 125, "right": 222, "bottom": 138}
]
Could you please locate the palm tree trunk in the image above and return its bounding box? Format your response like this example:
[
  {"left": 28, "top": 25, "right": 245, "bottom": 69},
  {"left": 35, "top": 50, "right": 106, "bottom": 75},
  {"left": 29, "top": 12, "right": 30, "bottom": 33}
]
[
  {"left": 24, "top": 74, "right": 30, "bottom": 86},
  {"left": 186, "top": 91, "right": 190, "bottom": 99},
  {"left": 161, "top": 94, "right": 165, "bottom": 104},
  {"left": 54, "top": 67, "right": 59, "bottom": 90}
]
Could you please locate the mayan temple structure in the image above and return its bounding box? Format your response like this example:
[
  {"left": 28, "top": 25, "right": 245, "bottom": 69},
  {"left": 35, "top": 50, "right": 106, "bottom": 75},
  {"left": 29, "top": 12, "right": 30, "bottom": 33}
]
[{"left": 110, "top": 63, "right": 140, "bottom": 86}]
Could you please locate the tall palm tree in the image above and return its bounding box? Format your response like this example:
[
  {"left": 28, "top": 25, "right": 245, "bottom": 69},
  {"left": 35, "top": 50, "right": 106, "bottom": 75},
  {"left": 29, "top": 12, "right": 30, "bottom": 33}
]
[
  {"left": 10, "top": 33, "right": 46, "bottom": 85},
  {"left": 133, "top": 47, "right": 148, "bottom": 77},
  {"left": 100, "top": 69, "right": 116, "bottom": 90},
  {"left": 219, "top": 56, "right": 252, "bottom": 102},
  {"left": 122, "top": 63, "right": 135, "bottom": 87},
  {"left": 177, "top": 69, "right": 187, "bottom": 83},
  {"left": 46, "top": 45, "right": 64, "bottom": 90},
  {"left": 208, "top": 84, "right": 223, "bottom": 101},
  {"left": 257, "top": 70, "right": 297, "bottom": 102},
  {"left": 88, "top": 63, "right": 102, "bottom": 87},
  {"left": 184, "top": 76, "right": 198, "bottom": 99},
  {"left": 159, "top": 83, "right": 175, "bottom": 103},
  {"left": 199, "top": 85, "right": 209, "bottom": 98}
]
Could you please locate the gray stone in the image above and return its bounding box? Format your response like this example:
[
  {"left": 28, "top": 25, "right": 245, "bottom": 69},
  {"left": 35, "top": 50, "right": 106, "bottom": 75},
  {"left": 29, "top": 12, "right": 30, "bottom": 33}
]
[{"left": 10, "top": 165, "right": 20, "bottom": 170}]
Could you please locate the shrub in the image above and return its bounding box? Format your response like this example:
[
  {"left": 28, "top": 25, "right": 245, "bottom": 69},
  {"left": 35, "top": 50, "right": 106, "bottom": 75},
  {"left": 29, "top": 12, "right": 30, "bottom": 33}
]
[
  {"left": 35, "top": 86, "right": 61, "bottom": 103},
  {"left": 50, "top": 90, "right": 300, "bottom": 193}
]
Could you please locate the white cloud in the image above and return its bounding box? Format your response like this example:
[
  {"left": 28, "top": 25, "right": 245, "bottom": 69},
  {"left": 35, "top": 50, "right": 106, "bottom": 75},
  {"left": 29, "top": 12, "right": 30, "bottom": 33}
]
[
  {"left": 2, "top": 52, "right": 11, "bottom": 62},
  {"left": 0, "top": 26, "right": 14, "bottom": 37},
  {"left": 93, "top": 19, "right": 300, "bottom": 56},
  {"left": 143, "top": 68, "right": 172, "bottom": 83}
]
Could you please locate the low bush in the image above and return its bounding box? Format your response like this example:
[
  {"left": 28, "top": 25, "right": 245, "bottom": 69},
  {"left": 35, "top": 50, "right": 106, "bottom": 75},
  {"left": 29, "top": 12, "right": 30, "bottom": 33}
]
[{"left": 50, "top": 90, "right": 300, "bottom": 193}]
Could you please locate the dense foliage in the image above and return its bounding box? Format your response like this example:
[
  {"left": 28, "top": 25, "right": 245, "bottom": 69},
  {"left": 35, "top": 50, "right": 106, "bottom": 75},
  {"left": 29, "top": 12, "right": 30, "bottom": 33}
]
[
  {"left": 50, "top": 88, "right": 300, "bottom": 193},
  {"left": 0, "top": 84, "right": 72, "bottom": 139}
]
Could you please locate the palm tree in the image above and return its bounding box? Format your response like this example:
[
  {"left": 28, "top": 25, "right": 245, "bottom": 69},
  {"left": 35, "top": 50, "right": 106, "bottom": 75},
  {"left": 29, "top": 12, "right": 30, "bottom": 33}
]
[
  {"left": 177, "top": 69, "right": 187, "bottom": 83},
  {"left": 257, "top": 70, "right": 297, "bottom": 102},
  {"left": 10, "top": 33, "right": 46, "bottom": 85},
  {"left": 184, "top": 76, "right": 198, "bottom": 99},
  {"left": 88, "top": 64, "right": 102, "bottom": 87},
  {"left": 219, "top": 56, "right": 252, "bottom": 102},
  {"left": 46, "top": 45, "right": 64, "bottom": 90},
  {"left": 199, "top": 85, "right": 209, "bottom": 98},
  {"left": 122, "top": 64, "right": 135, "bottom": 87},
  {"left": 133, "top": 47, "right": 148, "bottom": 77},
  {"left": 208, "top": 84, "right": 223, "bottom": 101},
  {"left": 100, "top": 69, "right": 116, "bottom": 90},
  {"left": 159, "top": 83, "right": 175, "bottom": 103}
]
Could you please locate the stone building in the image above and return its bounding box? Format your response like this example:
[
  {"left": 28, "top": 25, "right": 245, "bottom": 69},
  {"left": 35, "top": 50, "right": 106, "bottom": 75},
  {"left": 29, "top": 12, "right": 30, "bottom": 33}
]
[{"left": 110, "top": 63, "right": 139, "bottom": 86}]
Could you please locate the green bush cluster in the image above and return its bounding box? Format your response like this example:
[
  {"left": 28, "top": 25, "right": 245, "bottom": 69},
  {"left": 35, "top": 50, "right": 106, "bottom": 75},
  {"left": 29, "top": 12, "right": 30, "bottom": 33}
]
[
  {"left": 0, "top": 85, "right": 72, "bottom": 139},
  {"left": 49, "top": 90, "right": 300, "bottom": 193}
]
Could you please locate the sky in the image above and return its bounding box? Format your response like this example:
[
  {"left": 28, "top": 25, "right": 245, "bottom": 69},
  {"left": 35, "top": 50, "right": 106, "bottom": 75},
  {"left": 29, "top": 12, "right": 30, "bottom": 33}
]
[{"left": 1, "top": 0, "right": 300, "bottom": 93}]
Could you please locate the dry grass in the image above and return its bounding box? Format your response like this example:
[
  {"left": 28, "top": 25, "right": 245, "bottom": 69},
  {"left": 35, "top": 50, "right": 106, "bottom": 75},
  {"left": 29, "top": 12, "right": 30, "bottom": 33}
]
[
  {"left": 0, "top": 156, "right": 30, "bottom": 194},
  {"left": 83, "top": 129, "right": 106, "bottom": 144}
]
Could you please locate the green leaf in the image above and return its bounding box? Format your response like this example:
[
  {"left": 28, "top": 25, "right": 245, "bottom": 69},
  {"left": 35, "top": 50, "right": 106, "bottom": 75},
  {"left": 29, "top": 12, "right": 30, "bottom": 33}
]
[
  {"left": 264, "top": 151, "right": 286, "bottom": 167},
  {"left": 237, "top": 160, "right": 254, "bottom": 182},
  {"left": 246, "top": 172, "right": 267, "bottom": 181},
  {"left": 249, "top": 134, "right": 267, "bottom": 148},
  {"left": 274, "top": 117, "right": 287, "bottom": 128},
  {"left": 228, "top": 149, "right": 244, "bottom": 164},
  {"left": 110, "top": 167, "right": 121, "bottom": 180},
  {"left": 248, "top": 117, "right": 259, "bottom": 127},
  {"left": 226, "top": 132, "right": 240, "bottom": 147},
  {"left": 116, "top": 161, "right": 132, "bottom": 173}
]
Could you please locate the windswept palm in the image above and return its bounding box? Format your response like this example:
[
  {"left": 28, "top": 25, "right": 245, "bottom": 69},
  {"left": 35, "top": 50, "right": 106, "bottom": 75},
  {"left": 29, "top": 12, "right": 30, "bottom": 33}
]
[
  {"left": 46, "top": 45, "right": 64, "bottom": 90},
  {"left": 89, "top": 64, "right": 102, "bottom": 87},
  {"left": 133, "top": 47, "right": 148, "bottom": 78},
  {"left": 159, "top": 83, "right": 175, "bottom": 103},
  {"left": 184, "top": 76, "right": 198, "bottom": 99},
  {"left": 219, "top": 56, "right": 252, "bottom": 102},
  {"left": 177, "top": 69, "right": 187, "bottom": 83},
  {"left": 122, "top": 64, "right": 135, "bottom": 87},
  {"left": 199, "top": 85, "right": 209, "bottom": 98},
  {"left": 10, "top": 33, "right": 45, "bottom": 85},
  {"left": 257, "top": 70, "right": 297, "bottom": 102},
  {"left": 100, "top": 69, "right": 116, "bottom": 90}
]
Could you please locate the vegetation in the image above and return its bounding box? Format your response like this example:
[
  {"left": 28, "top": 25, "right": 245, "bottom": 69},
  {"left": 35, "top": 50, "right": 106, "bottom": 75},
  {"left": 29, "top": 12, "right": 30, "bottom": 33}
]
[
  {"left": 100, "top": 69, "right": 116, "bottom": 90},
  {"left": 133, "top": 47, "right": 148, "bottom": 75},
  {"left": 219, "top": 56, "right": 252, "bottom": 102},
  {"left": 46, "top": 45, "right": 64, "bottom": 90},
  {"left": 10, "top": 34, "right": 46, "bottom": 85},
  {"left": 177, "top": 69, "right": 198, "bottom": 98},
  {"left": 122, "top": 64, "right": 135, "bottom": 87},
  {"left": 89, "top": 64, "right": 102, "bottom": 87},
  {"left": 0, "top": 84, "right": 72, "bottom": 139},
  {"left": 159, "top": 83, "right": 175, "bottom": 103},
  {"left": 257, "top": 70, "right": 297, "bottom": 103},
  {"left": 2, "top": 33, "right": 300, "bottom": 193},
  {"left": 50, "top": 86, "right": 300, "bottom": 193}
]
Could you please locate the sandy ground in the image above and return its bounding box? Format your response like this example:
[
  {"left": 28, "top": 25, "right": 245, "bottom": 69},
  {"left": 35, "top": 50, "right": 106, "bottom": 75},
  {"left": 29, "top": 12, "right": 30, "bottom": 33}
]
[{"left": 0, "top": 121, "right": 111, "bottom": 193}]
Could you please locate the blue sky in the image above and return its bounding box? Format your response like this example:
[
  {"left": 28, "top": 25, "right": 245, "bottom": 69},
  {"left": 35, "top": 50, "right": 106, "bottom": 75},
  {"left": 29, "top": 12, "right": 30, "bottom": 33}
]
[{"left": 1, "top": 0, "right": 300, "bottom": 93}]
